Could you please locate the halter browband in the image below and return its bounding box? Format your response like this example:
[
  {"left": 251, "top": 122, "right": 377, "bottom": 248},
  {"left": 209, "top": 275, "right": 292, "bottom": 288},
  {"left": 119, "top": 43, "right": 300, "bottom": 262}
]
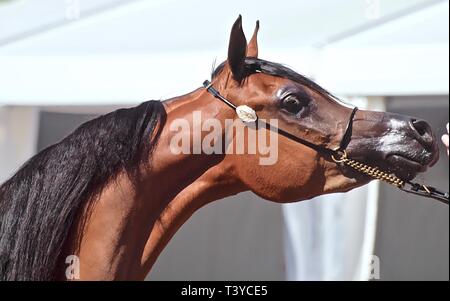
[{"left": 202, "top": 80, "right": 449, "bottom": 205}]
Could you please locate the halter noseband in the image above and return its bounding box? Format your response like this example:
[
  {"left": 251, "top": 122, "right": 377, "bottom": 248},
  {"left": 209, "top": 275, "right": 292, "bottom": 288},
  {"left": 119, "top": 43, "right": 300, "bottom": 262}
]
[
  {"left": 334, "top": 106, "right": 359, "bottom": 153},
  {"left": 202, "top": 80, "right": 449, "bottom": 205}
]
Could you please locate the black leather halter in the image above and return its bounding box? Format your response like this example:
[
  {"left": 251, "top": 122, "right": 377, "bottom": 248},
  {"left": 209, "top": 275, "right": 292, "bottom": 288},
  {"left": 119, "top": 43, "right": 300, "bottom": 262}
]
[
  {"left": 203, "top": 80, "right": 357, "bottom": 155},
  {"left": 203, "top": 80, "right": 449, "bottom": 205},
  {"left": 335, "top": 106, "right": 359, "bottom": 153}
]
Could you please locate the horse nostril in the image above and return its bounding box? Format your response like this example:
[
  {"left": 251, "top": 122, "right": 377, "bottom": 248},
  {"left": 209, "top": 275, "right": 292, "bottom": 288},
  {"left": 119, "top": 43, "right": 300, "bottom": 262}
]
[
  {"left": 410, "top": 119, "right": 434, "bottom": 147},
  {"left": 412, "top": 119, "right": 426, "bottom": 136}
]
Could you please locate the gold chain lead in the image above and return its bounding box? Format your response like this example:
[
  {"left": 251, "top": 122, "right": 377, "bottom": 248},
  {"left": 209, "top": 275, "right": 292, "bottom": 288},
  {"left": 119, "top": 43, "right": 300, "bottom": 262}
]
[{"left": 331, "top": 150, "right": 405, "bottom": 188}]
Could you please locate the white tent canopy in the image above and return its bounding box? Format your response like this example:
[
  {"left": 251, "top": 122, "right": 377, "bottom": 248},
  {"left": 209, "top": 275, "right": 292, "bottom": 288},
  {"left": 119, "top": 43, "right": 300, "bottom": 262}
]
[{"left": 0, "top": 0, "right": 448, "bottom": 105}]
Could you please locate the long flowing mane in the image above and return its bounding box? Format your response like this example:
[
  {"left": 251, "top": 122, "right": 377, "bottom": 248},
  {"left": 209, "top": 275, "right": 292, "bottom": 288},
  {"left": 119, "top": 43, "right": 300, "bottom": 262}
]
[{"left": 0, "top": 101, "right": 166, "bottom": 280}]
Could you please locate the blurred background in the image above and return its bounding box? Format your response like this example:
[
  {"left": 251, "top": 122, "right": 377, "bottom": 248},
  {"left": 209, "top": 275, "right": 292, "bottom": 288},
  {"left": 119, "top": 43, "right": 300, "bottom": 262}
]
[{"left": 0, "top": 0, "right": 448, "bottom": 280}]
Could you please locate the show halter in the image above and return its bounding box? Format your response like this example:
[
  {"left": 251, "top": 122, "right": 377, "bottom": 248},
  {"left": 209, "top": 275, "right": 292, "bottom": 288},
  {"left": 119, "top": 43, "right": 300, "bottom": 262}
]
[{"left": 203, "top": 80, "right": 449, "bottom": 205}]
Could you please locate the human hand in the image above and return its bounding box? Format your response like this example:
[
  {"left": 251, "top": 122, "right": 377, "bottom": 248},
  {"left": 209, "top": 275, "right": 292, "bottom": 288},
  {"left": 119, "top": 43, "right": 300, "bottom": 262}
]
[{"left": 442, "top": 123, "right": 449, "bottom": 156}]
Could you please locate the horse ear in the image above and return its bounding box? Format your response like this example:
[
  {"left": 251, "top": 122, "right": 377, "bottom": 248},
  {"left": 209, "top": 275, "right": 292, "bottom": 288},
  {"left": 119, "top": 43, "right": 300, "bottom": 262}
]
[
  {"left": 247, "top": 20, "right": 259, "bottom": 58},
  {"left": 227, "top": 15, "right": 247, "bottom": 81}
]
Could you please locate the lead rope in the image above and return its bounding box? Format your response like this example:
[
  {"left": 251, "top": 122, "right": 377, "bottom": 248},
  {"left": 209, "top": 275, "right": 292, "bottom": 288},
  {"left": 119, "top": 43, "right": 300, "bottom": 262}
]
[
  {"left": 331, "top": 150, "right": 404, "bottom": 187},
  {"left": 332, "top": 151, "right": 449, "bottom": 205}
]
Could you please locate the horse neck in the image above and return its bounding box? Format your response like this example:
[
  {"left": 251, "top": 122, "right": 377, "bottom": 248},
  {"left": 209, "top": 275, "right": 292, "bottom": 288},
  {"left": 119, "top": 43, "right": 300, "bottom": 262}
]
[
  {"left": 67, "top": 87, "right": 245, "bottom": 280},
  {"left": 141, "top": 87, "right": 246, "bottom": 276},
  {"left": 141, "top": 159, "right": 244, "bottom": 279}
]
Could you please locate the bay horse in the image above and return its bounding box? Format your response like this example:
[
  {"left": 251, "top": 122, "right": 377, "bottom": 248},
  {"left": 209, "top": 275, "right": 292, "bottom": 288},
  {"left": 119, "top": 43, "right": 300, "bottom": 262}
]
[{"left": 0, "top": 16, "right": 441, "bottom": 280}]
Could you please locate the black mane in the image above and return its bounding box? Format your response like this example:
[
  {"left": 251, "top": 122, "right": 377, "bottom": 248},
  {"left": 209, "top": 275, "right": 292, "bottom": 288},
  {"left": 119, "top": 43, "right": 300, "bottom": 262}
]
[{"left": 0, "top": 101, "right": 166, "bottom": 280}]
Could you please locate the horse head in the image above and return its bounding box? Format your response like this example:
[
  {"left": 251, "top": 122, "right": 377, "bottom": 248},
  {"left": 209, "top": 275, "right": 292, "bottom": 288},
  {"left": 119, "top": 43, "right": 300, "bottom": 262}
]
[{"left": 206, "top": 15, "right": 439, "bottom": 202}]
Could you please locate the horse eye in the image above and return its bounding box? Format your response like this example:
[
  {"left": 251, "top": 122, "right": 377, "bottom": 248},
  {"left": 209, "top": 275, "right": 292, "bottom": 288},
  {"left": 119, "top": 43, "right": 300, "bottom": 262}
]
[{"left": 282, "top": 95, "right": 305, "bottom": 114}]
